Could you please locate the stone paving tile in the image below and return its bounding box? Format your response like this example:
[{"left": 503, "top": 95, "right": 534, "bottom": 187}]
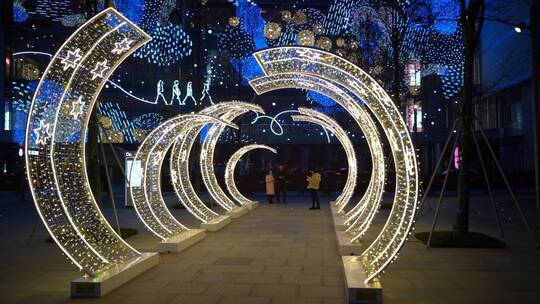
[
  {"left": 235, "top": 273, "right": 281, "bottom": 284},
  {"left": 271, "top": 297, "right": 323, "bottom": 304},
  {"left": 219, "top": 296, "right": 272, "bottom": 304},
  {"left": 204, "top": 283, "right": 254, "bottom": 296},
  {"left": 298, "top": 285, "right": 345, "bottom": 298},
  {"left": 159, "top": 282, "right": 210, "bottom": 295},
  {"left": 168, "top": 294, "right": 222, "bottom": 304},
  {"left": 250, "top": 284, "right": 299, "bottom": 297},
  {"left": 279, "top": 274, "right": 322, "bottom": 285}
]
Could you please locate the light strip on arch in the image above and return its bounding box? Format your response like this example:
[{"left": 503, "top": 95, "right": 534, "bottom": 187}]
[
  {"left": 170, "top": 102, "right": 264, "bottom": 223},
  {"left": 200, "top": 109, "right": 257, "bottom": 212},
  {"left": 130, "top": 114, "right": 237, "bottom": 240},
  {"left": 248, "top": 74, "right": 385, "bottom": 239},
  {"left": 25, "top": 8, "right": 150, "bottom": 276},
  {"left": 249, "top": 46, "right": 418, "bottom": 282},
  {"left": 291, "top": 108, "right": 357, "bottom": 209},
  {"left": 224, "top": 144, "right": 277, "bottom": 206}
]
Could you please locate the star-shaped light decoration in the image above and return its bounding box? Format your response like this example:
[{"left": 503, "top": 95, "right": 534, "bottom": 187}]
[
  {"left": 61, "top": 49, "right": 82, "bottom": 71},
  {"left": 70, "top": 96, "right": 85, "bottom": 120},
  {"left": 111, "top": 38, "right": 134, "bottom": 55},
  {"left": 33, "top": 120, "right": 52, "bottom": 145},
  {"left": 90, "top": 60, "right": 110, "bottom": 80}
]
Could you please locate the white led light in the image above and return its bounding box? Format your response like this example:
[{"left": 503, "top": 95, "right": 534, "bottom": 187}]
[
  {"left": 224, "top": 144, "right": 277, "bottom": 206},
  {"left": 169, "top": 102, "right": 264, "bottom": 223},
  {"left": 25, "top": 8, "right": 151, "bottom": 276},
  {"left": 249, "top": 46, "right": 418, "bottom": 282},
  {"left": 130, "top": 114, "right": 238, "bottom": 240}
]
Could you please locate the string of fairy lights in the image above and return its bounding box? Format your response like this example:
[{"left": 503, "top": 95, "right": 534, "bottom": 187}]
[
  {"left": 249, "top": 46, "right": 418, "bottom": 282},
  {"left": 224, "top": 144, "right": 277, "bottom": 207}
]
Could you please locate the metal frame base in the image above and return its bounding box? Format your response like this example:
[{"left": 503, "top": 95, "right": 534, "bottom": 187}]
[
  {"left": 342, "top": 256, "right": 382, "bottom": 304},
  {"left": 228, "top": 206, "right": 248, "bottom": 218},
  {"left": 71, "top": 252, "right": 159, "bottom": 298},
  {"left": 159, "top": 229, "right": 206, "bottom": 253},
  {"left": 336, "top": 230, "right": 362, "bottom": 255},
  {"left": 200, "top": 215, "right": 231, "bottom": 231}
]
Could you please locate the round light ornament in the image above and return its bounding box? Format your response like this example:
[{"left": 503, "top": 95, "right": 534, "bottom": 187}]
[
  {"left": 99, "top": 116, "right": 113, "bottom": 129},
  {"left": 316, "top": 36, "right": 332, "bottom": 51},
  {"left": 281, "top": 10, "right": 292, "bottom": 22},
  {"left": 336, "top": 37, "right": 345, "bottom": 48},
  {"left": 228, "top": 16, "right": 240, "bottom": 27},
  {"left": 312, "top": 23, "right": 324, "bottom": 35},
  {"left": 293, "top": 11, "right": 307, "bottom": 25},
  {"left": 264, "top": 22, "right": 282, "bottom": 40},
  {"left": 297, "top": 29, "right": 315, "bottom": 46}
]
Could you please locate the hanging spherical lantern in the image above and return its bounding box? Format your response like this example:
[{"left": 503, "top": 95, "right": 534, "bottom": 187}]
[
  {"left": 312, "top": 23, "right": 324, "bottom": 35},
  {"left": 293, "top": 11, "right": 307, "bottom": 25},
  {"left": 99, "top": 116, "right": 113, "bottom": 129},
  {"left": 228, "top": 16, "right": 240, "bottom": 27},
  {"left": 281, "top": 10, "right": 292, "bottom": 22},
  {"left": 297, "top": 29, "right": 315, "bottom": 46},
  {"left": 316, "top": 36, "right": 332, "bottom": 51},
  {"left": 264, "top": 22, "right": 282, "bottom": 40},
  {"left": 336, "top": 37, "right": 345, "bottom": 48}
]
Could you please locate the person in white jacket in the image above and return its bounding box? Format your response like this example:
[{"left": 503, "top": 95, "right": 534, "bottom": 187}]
[{"left": 265, "top": 169, "right": 275, "bottom": 204}]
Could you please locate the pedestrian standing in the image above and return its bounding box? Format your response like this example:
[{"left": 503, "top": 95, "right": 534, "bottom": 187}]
[
  {"left": 275, "top": 165, "right": 288, "bottom": 204},
  {"left": 307, "top": 169, "right": 321, "bottom": 209},
  {"left": 265, "top": 169, "right": 275, "bottom": 204}
]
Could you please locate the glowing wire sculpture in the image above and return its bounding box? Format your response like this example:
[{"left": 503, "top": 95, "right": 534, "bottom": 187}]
[
  {"left": 200, "top": 107, "right": 263, "bottom": 211},
  {"left": 291, "top": 108, "right": 357, "bottom": 210},
  {"left": 25, "top": 8, "right": 151, "bottom": 276},
  {"left": 169, "top": 102, "right": 264, "bottom": 222},
  {"left": 248, "top": 73, "right": 385, "bottom": 237},
  {"left": 249, "top": 46, "right": 418, "bottom": 282},
  {"left": 224, "top": 144, "right": 277, "bottom": 206},
  {"left": 130, "top": 114, "right": 237, "bottom": 240}
]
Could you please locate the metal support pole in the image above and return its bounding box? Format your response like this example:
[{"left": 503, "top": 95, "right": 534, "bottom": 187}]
[
  {"left": 477, "top": 124, "right": 539, "bottom": 248},
  {"left": 427, "top": 129, "right": 461, "bottom": 248},
  {"left": 98, "top": 130, "right": 122, "bottom": 236},
  {"left": 471, "top": 127, "right": 505, "bottom": 239},
  {"left": 416, "top": 119, "right": 458, "bottom": 218}
]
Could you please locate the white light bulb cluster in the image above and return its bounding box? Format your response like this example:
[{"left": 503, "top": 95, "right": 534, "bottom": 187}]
[
  {"left": 169, "top": 102, "right": 264, "bottom": 223},
  {"left": 249, "top": 46, "right": 418, "bottom": 282},
  {"left": 291, "top": 108, "right": 358, "bottom": 209},
  {"left": 129, "top": 114, "right": 237, "bottom": 240},
  {"left": 25, "top": 9, "right": 150, "bottom": 276},
  {"left": 199, "top": 106, "right": 266, "bottom": 212},
  {"left": 224, "top": 144, "right": 277, "bottom": 206}
]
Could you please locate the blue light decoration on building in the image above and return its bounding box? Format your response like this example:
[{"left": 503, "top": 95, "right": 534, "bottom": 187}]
[
  {"left": 132, "top": 112, "right": 164, "bottom": 130},
  {"left": 323, "top": 0, "right": 357, "bottom": 36},
  {"left": 27, "top": 0, "right": 72, "bottom": 22},
  {"left": 13, "top": 0, "right": 29, "bottom": 23},
  {"left": 114, "top": 0, "right": 146, "bottom": 25},
  {"left": 133, "top": 22, "right": 192, "bottom": 67},
  {"left": 97, "top": 102, "right": 136, "bottom": 143},
  {"left": 430, "top": 0, "right": 459, "bottom": 35}
]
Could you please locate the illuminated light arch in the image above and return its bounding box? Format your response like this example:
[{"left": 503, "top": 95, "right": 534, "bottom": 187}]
[
  {"left": 224, "top": 144, "right": 277, "bottom": 206},
  {"left": 25, "top": 8, "right": 151, "bottom": 276},
  {"left": 249, "top": 46, "right": 418, "bottom": 282},
  {"left": 290, "top": 108, "right": 357, "bottom": 209},
  {"left": 130, "top": 114, "right": 237, "bottom": 240},
  {"left": 248, "top": 73, "right": 385, "bottom": 239},
  {"left": 170, "top": 102, "right": 264, "bottom": 223},
  {"left": 200, "top": 108, "right": 261, "bottom": 211}
]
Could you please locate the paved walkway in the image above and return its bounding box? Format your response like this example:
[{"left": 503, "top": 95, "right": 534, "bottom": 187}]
[{"left": 1, "top": 192, "right": 540, "bottom": 303}]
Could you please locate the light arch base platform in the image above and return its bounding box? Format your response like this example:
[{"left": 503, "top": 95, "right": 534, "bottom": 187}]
[{"left": 25, "top": 8, "right": 158, "bottom": 297}]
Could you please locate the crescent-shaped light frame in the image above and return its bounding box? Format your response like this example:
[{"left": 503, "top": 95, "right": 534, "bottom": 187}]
[
  {"left": 130, "top": 114, "right": 237, "bottom": 240},
  {"left": 291, "top": 108, "right": 357, "bottom": 211},
  {"left": 248, "top": 73, "right": 385, "bottom": 239},
  {"left": 224, "top": 144, "right": 277, "bottom": 206},
  {"left": 169, "top": 102, "right": 264, "bottom": 223},
  {"left": 249, "top": 46, "right": 418, "bottom": 282},
  {"left": 200, "top": 109, "right": 259, "bottom": 212},
  {"left": 25, "top": 8, "right": 151, "bottom": 276}
]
